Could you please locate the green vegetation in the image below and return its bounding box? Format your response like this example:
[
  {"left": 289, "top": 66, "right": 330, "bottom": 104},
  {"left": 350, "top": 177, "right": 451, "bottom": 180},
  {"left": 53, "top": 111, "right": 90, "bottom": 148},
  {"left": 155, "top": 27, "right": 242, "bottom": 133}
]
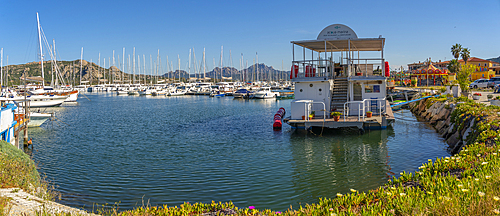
[
  {"left": 0, "top": 141, "right": 55, "bottom": 215},
  {"left": 457, "top": 64, "right": 477, "bottom": 93}
]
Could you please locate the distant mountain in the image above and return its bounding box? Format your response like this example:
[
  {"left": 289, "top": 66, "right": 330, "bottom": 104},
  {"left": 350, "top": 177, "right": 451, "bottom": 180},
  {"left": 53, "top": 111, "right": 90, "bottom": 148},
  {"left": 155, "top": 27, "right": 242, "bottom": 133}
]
[
  {"left": 487, "top": 56, "right": 500, "bottom": 64},
  {"left": 3, "top": 60, "right": 289, "bottom": 86},
  {"left": 162, "top": 63, "right": 290, "bottom": 82}
]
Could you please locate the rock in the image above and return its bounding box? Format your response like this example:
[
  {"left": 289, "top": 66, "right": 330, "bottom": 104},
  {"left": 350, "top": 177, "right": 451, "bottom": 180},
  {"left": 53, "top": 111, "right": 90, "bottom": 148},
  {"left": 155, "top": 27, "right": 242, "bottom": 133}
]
[
  {"left": 431, "top": 107, "right": 449, "bottom": 122},
  {"left": 446, "top": 131, "right": 460, "bottom": 147},
  {"left": 451, "top": 141, "right": 463, "bottom": 155},
  {"left": 435, "top": 120, "right": 446, "bottom": 132},
  {"left": 448, "top": 123, "right": 455, "bottom": 134}
]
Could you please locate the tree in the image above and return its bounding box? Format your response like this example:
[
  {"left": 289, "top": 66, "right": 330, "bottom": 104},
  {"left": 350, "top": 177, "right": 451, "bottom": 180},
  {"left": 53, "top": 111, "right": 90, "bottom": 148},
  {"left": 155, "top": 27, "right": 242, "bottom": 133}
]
[
  {"left": 451, "top": 44, "right": 462, "bottom": 59},
  {"left": 447, "top": 59, "right": 460, "bottom": 74},
  {"left": 461, "top": 48, "right": 471, "bottom": 64},
  {"left": 457, "top": 64, "right": 477, "bottom": 92}
]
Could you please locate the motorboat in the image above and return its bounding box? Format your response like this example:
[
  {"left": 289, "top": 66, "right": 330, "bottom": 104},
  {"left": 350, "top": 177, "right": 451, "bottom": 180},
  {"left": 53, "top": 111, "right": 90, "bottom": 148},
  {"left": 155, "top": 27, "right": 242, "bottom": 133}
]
[
  {"left": 233, "top": 89, "right": 254, "bottom": 98},
  {"left": 254, "top": 87, "right": 279, "bottom": 99}
]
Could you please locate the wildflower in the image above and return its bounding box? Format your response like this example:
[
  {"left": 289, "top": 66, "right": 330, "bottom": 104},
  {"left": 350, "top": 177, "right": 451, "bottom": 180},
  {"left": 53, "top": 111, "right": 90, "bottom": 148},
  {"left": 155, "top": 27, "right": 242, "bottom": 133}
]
[
  {"left": 478, "top": 192, "right": 485, "bottom": 197},
  {"left": 475, "top": 178, "right": 480, "bottom": 182},
  {"left": 482, "top": 162, "right": 488, "bottom": 165},
  {"left": 329, "top": 208, "right": 334, "bottom": 211},
  {"left": 276, "top": 211, "right": 282, "bottom": 214},
  {"left": 461, "top": 189, "right": 469, "bottom": 192},
  {"left": 456, "top": 179, "right": 461, "bottom": 181},
  {"left": 400, "top": 172, "right": 404, "bottom": 176},
  {"left": 386, "top": 192, "right": 392, "bottom": 196},
  {"left": 400, "top": 193, "right": 406, "bottom": 196},
  {"left": 486, "top": 176, "right": 492, "bottom": 180},
  {"left": 390, "top": 187, "right": 396, "bottom": 190},
  {"left": 331, "top": 213, "right": 337, "bottom": 216},
  {"left": 249, "top": 206, "right": 255, "bottom": 209},
  {"left": 477, "top": 154, "right": 481, "bottom": 157},
  {"left": 428, "top": 159, "right": 432, "bottom": 162},
  {"left": 336, "top": 193, "right": 343, "bottom": 197},
  {"left": 458, "top": 184, "right": 463, "bottom": 188},
  {"left": 350, "top": 189, "right": 357, "bottom": 193},
  {"left": 465, "top": 149, "right": 469, "bottom": 152},
  {"left": 438, "top": 196, "right": 442, "bottom": 200},
  {"left": 493, "top": 153, "right": 497, "bottom": 155},
  {"left": 494, "top": 209, "right": 500, "bottom": 214},
  {"left": 444, "top": 160, "right": 449, "bottom": 163},
  {"left": 494, "top": 196, "right": 500, "bottom": 201},
  {"left": 427, "top": 191, "right": 433, "bottom": 195}
]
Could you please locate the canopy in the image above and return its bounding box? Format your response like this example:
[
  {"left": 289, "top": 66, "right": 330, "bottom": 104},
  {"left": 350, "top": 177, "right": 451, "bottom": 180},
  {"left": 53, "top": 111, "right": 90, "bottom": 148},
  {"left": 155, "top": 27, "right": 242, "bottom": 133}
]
[{"left": 291, "top": 38, "right": 385, "bottom": 52}]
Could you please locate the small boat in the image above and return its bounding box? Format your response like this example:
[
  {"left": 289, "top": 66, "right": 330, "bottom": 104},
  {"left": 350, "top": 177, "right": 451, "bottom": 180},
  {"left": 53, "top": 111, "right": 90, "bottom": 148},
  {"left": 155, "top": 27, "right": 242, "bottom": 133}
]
[
  {"left": 254, "top": 87, "right": 279, "bottom": 99},
  {"left": 29, "top": 112, "right": 53, "bottom": 127},
  {"left": 233, "top": 89, "right": 254, "bottom": 98}
]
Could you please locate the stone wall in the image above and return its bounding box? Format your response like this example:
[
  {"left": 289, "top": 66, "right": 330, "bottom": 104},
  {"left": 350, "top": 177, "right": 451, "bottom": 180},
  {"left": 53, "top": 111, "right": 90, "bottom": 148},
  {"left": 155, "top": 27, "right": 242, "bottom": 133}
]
[{"left": 410, "top": 98, "right": 476, "bottom": 155}]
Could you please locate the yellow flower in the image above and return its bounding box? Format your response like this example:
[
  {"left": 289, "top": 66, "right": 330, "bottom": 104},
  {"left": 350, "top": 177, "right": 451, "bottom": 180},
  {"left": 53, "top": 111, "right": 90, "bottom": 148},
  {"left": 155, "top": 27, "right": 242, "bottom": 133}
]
[
  {"left": 336, "top": 193, "right": 342, "bottom": 197},
  {"left": 482, "top": 162, "right": 488, "bottom": 165},
  {"left": 444, "top": 196, "right": 451, "bottom": 201},
  {"left": 486, "top": 176, "right": 492, "bottom": 180},
  {"left": 478, "top": 191, "right": 485, "bottom": 197},
  {"left": 428, "top": 159, "right": 432, "bottom": 162},
  {"left": 445, "top": 156, "right": 450, "bottom": 159},
  {"left": 477, "top": 154, "right": 481, "bottom": 157},
  {"left": 426, "top": 191, "right": 433, "bottom": 195},
  {"left": 386, "top": 192, "right": 392, "bottom": 196},
  {"left": 390, "top": 187, "right": 396, "bottom": 190},
  {"left": 493, "top": 153, "right": 497, "bottom": 155},
  {"left": 493, "top": 196, "right": 500, "bottom": 201},
  {"left": 400, "top": 172, "right": 404, "bottom": 176},
  {"left": 444, "top": 160, "right": 449, "bottom": 163},
  {"left": 475, "top": 178, "right": 480, "bottom": 182},
  {"left": 350, "top": 189, "right": 357, "bottom": 193},
  {"left": 458, "top": 184, "right": 463, "bottom": 188},
  {"left": 400, "top": 193, "right": 406, "bottom": 196},
  {"left": 461, "top": 189, "right": 469, "bottom": 192},
  {"left": 493, "top": 209, "right": 500, "bottom": 214}
]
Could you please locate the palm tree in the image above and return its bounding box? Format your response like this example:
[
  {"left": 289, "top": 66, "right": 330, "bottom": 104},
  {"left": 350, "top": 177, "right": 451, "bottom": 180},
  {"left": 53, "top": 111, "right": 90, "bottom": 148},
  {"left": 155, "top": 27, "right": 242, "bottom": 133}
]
[
  {"left": 451, "top": 44, "right": 462, "bottom": 59},
  {"left": 447, "top": 59, "right": 460, "bottom": 74},
  {"left": 461, "top": 48, "right": 471, "bottom": 64}
]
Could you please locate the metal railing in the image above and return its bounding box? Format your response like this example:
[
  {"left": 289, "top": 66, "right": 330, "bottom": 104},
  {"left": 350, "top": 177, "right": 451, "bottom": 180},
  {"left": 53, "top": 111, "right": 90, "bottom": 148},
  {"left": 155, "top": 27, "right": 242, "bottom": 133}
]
[
  {"left": 295, "top": 101, "right": 327, "bottom": 122},
  {"left": 343, "top": 98, "right": 386, "bottom": 122}
]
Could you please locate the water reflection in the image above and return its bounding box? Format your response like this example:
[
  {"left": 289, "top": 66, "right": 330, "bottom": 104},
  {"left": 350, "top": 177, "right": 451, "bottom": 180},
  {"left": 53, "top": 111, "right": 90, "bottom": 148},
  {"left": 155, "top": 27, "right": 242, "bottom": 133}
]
[{"left": 287, "top": 129, "right": 394, "bottom": 205}]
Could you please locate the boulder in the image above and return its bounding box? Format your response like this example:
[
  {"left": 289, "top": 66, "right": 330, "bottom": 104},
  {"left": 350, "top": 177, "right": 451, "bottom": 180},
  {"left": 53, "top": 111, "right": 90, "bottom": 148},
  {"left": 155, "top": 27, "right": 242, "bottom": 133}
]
[
  {"left": 446, "top": 131, "right": 460, "bottom": 147},
  {"left": 435, "top": 120, "right": 446, "bottom": 132}
]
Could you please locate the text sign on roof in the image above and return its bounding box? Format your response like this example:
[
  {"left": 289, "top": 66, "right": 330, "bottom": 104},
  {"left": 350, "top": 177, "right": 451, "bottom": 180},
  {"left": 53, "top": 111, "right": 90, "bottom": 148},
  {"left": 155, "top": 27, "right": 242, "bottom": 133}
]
[{"left": 317, "top": 24, "right": 358, "bottom": 40}]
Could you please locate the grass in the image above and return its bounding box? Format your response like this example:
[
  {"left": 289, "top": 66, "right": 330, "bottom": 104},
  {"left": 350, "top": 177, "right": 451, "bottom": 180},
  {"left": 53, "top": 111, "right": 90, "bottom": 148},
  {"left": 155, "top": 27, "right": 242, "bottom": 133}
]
[{"left": 0, "top": 141, "right": 55, "bottom": 215}]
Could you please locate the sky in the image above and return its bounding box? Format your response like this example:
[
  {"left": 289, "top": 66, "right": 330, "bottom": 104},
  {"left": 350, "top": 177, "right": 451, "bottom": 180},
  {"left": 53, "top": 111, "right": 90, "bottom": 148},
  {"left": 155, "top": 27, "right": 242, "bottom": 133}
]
[{"left": 1, "top": 0, "right": 500, "bottom": 74}]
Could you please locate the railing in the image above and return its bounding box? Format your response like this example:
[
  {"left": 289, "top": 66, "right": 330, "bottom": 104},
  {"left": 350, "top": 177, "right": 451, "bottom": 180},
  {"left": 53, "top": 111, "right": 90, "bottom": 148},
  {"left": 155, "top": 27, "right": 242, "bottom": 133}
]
[
  {"left": 291, "top": 59, "right": 335, "bottom": 78},
  {"left": 343, "top": 98, "right": 386, "bottom": 122},
  {"left": 294, "top": 101, "right": 326, "bottom": 122}
]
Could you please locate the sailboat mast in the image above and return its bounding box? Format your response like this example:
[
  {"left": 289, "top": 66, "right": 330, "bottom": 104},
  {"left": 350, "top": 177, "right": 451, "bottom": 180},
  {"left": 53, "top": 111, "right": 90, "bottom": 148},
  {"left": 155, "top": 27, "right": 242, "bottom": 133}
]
[
  {"left": 220, "top": 46, "right": 223, "bottom": 83},
  {"left": 37, "top": 13, "right": 45, "bottom": 87},
  {"left": 80, "top": 47, "right": 83, "bottom": 85},
  {"left": 137, "top": 55, "right": 140, "bottom": 85},
  {"left": 229, "top": 49, "right": 232, "bottom": 81},
  {"left": 188, "top": 49, "right": 191, "bottom": 81},
  {"left": 177, "top": 55, "right": 180, "bottom": 82},
  {"left": 203, "top": 48, "right": 206, "bottom": 81},
  {"left": 1, "top": 48, "right": 3, "bottom": 88},
  {"left": 143, "top": 55, "right": 145, "bottom": 85},
  {"left": 98, "top": 53, "right": 100, "bottom": 84},
  {"left": 133, "top": 47, "right": 136, "bottom": 84},
  {"left": 122, "top": 48, "right": 125, "bottom": 83}
]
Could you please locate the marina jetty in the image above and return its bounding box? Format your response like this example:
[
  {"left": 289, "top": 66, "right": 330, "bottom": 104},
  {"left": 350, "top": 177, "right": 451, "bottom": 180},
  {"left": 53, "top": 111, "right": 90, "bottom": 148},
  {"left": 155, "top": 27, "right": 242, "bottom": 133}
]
[{"left": 112, "top": 96, "right": 500, "bottom": 215}]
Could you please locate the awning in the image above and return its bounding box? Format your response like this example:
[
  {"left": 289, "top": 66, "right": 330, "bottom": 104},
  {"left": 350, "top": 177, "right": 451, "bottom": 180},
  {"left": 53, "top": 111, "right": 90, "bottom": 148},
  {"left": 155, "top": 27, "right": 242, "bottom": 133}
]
[{"left": 291, "top": 38, "right": 385, "bottom": 52}]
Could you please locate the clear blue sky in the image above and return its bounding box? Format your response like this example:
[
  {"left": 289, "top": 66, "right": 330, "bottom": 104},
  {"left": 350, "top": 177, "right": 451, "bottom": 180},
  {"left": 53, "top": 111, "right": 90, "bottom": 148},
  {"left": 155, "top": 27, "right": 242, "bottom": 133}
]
[{"left": 1, "top": 0, "right": 500, "bottom": 74}]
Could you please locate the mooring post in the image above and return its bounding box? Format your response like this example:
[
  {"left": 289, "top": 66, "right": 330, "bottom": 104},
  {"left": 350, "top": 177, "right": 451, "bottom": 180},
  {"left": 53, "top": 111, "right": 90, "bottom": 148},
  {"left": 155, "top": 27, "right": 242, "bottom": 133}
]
[{"left": 23, "top": 128, "right": 28, "bottom": 145}]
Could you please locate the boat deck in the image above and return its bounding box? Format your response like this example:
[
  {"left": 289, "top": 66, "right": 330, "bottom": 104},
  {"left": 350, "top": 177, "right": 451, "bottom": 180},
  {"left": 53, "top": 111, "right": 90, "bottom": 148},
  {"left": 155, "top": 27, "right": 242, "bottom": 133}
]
[{"left": 284, "top": 101, "right": 395, "bottom": 130}]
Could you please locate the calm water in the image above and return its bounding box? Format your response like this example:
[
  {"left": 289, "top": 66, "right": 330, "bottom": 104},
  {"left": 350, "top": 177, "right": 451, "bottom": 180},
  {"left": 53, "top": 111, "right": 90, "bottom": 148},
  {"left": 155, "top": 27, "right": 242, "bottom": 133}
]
[{"left": 29, "top": 93, "right": 449, "bottom": 212}]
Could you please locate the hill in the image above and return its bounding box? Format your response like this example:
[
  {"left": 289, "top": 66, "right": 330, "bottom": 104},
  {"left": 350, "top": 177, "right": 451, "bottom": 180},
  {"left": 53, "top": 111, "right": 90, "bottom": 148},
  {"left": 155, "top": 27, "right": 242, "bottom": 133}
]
[
  {"left": 487, "top": 56, "right": 500, "bottom": 64},
  {"left": 1, "top": 61, "right": 289, "bottom": 86}
]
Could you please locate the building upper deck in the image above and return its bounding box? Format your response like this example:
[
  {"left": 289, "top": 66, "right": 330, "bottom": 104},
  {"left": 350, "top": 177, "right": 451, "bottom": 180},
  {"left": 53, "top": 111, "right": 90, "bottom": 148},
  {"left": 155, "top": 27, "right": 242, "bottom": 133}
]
[{"left": 290, "top": 24, "right": 387, "bottom": 79}]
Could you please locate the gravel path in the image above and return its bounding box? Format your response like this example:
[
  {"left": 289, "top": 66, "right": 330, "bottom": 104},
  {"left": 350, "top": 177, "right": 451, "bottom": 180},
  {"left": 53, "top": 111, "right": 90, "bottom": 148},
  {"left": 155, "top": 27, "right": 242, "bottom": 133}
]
[{"left": 0, "top": 188, "right": 98, "bottom": 216}]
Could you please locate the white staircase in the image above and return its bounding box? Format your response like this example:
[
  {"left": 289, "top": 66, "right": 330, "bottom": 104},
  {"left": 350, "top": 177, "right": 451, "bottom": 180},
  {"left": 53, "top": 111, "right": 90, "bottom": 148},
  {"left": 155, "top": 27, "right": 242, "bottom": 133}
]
[{"left": 330, "top": 78, "right": 348, "bottom": 113}]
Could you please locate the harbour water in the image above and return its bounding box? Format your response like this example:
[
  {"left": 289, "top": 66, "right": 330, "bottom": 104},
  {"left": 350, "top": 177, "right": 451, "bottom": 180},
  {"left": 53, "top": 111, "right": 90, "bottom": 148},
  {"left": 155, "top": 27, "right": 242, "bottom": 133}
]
[{"left": 29, "top": 93, "right": 449, "bottom": 212}]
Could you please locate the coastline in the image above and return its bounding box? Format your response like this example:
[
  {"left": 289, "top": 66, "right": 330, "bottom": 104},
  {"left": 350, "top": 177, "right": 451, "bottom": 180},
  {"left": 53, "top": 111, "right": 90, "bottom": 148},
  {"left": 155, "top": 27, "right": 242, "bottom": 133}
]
[{"left": 1, "top": 95, "right": 499, "bottom": 215}]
